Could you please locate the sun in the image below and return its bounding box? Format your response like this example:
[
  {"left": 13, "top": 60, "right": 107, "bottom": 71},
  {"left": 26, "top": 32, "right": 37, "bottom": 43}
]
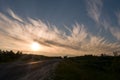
[{"left": 31, "top": 42, "right": 41, "bottom": 51}]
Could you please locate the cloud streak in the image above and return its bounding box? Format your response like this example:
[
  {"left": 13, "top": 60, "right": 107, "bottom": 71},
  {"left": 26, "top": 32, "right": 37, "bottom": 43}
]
[
  {"left": 86, "top": 0, "right": 103, "bottom": 23},
  {"left": 0, "top": 9, "right": 120, "bottom": 56},
  {"left": 116, "top": 11, "right": 120, "bottom": 26},
  {"left": 109, "top": 27, "right": 120, "bottom": 41},
  {"left": 109, "top": 11, "right": 120, "bottom": 41},
  {"left": 7, "top": 9, "right": 23, "bottom": 22},
  {"left": 86, "top": 0, "right": 120, "bottom": 44}
]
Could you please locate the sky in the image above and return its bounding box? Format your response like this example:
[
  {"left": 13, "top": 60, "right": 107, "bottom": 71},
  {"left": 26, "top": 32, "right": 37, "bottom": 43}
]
[{"left": 0, "top": 0, "right": 120, "bottom": 56}]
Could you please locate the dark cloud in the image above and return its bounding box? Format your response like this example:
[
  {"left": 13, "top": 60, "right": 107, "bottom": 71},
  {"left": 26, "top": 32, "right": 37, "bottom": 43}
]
[{"left": 45, "top": 40, "right": 80, "bottom": 50}]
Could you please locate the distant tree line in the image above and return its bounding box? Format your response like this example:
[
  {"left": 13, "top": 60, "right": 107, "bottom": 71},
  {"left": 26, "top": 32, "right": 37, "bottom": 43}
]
[
  {"left": 0, "top": 49, "right": 62, "bottom": 63},
  {"left": 0, "top": 49, "right": 120, "bottom": 63},
  {"left": 0, "top": 50, "right": 22, "bottom": 62}
]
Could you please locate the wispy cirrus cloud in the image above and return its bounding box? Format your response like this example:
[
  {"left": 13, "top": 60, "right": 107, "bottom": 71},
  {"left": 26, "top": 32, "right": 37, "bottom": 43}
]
[
  {"left": 7, "top": 9, "right": 23, "bottom": 22},
  {"left": 86, "top": 0, "right": 112, "bottom": 31},
  {"left": 116, "top": 11, "right": 120, "bottom": 26},
  {"left": 86, "top": 0, "right": 120, "bottom": 43},
  {"left": 86, "top": 0, "right": 103, "bottom": 24},
  {"left": 109, "top": 11, "right": 120, "bottom": 41},
  {"left": 109, "top": 27, "right": 120, "bottom": 41},
  {"left": 0, "top": 9, "right": 119, "bottom": 56},
  {"left": 101, "top": 11, "right": 120, "bottom": 41}
]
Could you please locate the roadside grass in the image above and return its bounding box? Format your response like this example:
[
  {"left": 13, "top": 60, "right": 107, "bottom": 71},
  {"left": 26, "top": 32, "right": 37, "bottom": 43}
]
[{"left": 53, "top": 56, "right": 120, "bottom": 80}]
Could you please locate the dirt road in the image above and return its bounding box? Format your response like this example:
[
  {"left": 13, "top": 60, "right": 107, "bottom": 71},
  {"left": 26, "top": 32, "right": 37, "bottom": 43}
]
[{"left": 0, "top": 59, "right": 60, "bottom": 80}]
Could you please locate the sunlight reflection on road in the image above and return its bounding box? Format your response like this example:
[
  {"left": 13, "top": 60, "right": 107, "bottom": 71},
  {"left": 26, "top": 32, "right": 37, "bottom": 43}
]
[{"left": 27, "top": 61, "right": 42, "bottom": 65}]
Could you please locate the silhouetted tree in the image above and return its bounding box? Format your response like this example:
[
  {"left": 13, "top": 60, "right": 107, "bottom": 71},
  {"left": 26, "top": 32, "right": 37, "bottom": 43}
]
[
  {"left": 64, "top": 56, "right": 68, "bottom": 59},
  {"left": 16, "top": 51, "right": 22, "bottom": 55},
  {"left": 101, "top": 53, "right": 107, "bottom": 57},
  {"left": 0, "top": 49, "right": 23, "bottom": 62}
]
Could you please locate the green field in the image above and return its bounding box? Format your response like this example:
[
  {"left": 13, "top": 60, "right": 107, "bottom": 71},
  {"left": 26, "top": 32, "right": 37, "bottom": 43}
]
[{"left": 54, "top": 56, "right": 120, "bottom": 80}]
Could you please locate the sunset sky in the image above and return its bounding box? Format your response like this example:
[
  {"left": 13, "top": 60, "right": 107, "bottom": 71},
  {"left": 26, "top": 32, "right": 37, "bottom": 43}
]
[{"left": 0, "top": 0, "right": 120, "bottom": 56}]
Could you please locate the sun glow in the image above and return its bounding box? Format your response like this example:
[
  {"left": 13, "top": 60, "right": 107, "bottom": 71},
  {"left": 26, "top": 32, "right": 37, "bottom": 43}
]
[{"left": 31, "top": 42, "right": 41, "bottom": 51}]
